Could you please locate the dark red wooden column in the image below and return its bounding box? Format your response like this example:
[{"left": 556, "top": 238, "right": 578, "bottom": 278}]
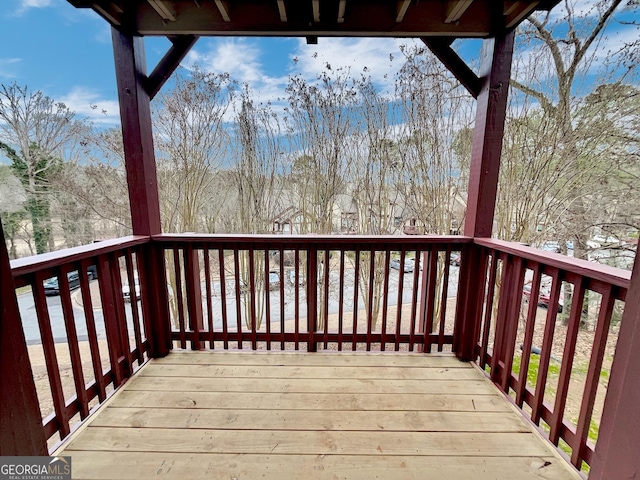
[
  {"left": 112, "top": 28, "right": 161, "bottom": 237},
  {"left": 455, "top": 32, "right": 514, "bottom": 360},
  {"left": 464, "top": 31, "right": 514, "bottom": 238},
  {"left": 590, "top": 254, "right": 640, "bottom": 479},
  {"left": 0, "top": 220, "right": 48, "bottom": 455},
  {"left": 112, "top": 28, "right": 171, "bottom": 357}
]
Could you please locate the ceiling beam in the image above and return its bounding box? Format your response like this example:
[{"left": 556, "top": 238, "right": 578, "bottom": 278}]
[
  {"left": 277, "top": 0, "right": 287, "bottom": 21},
  {"left": 505, "top": 1, "right": 539, "bottom": 28},
  {"left": 504, "top": 1, "right": 521, "bottom": 15},
  {"left": 214, "top": 0, "right": 231, "bottom": 22},
  {"left": 395, "top": 0, "right": 411, "bottom": 22},
  {"left": 445, "top": 0, "right": 473, "bottom": 23},
  {"left": 421, "top": 37, "right": 481, "bottom": 98},
  {"left": 147, "top": 0, "right": 176, "bottom": 21},
  {"left": 312, "top": 0, "right": 320, "bottom": 22},
  {"left": 337, "top": 0, "right": 346, "bottom": 23},
  {"left": 146, "top": 35, "right": 198, "bottom": 99},
  {"left": 92, "top": 3, "right": 121, "bottom": 25},
  {"left": 124, "top": 1, "right": 499, "bottom": 36}
]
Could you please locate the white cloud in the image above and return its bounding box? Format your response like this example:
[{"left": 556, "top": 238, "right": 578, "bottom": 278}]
[
  {"left": 21, "top": 0, "right": 52, "bottom": 8},
  {"left": 0, "top": 58, "right": 21, "bottom": 79},
  {"left": 186, "top": 39, "right": 264, "bottom": 84},
  {"left": 58, "top": 87, "right": 120, "bottom": 125},
  {"left": 184, "top": 37, "right": 421, "bottom": 112},
  {"left": 14, "top": 0, "right": 53, "bottom": 15},
  {"left": 290, "top": 37, "right": 418, "bottom": 90}
]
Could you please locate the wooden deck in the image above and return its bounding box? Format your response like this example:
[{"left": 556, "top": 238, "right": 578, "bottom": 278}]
[{"left": 58, "top": 352, "right": 580, "bottom": 479}]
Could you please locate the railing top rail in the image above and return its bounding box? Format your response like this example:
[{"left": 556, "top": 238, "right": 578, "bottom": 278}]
[
  {"left": 10, "top": 235, "right": 150, "bottom": 277},
  {"left": 152, "top": 233, "right": 473, "bottom": 248},
  {"left": 475, "top": 238, "right": 631, "bottom": 290}
]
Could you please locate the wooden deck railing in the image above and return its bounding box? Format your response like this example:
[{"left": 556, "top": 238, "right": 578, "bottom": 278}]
[
  {"left": 153, "top": 234, "right": 469, "bottom": 352},
  {"left": 8, "top": 233, "right": 633, "bottom": 471},
  {"left": 473, "top": 238, "right": 631, "bottom": 472},
  {"left": 10, "top": 236, "right": 152, "bottom": 448}
]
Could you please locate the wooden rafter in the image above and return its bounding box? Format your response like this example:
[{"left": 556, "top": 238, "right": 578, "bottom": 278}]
[
  {"left": 146, "top": 35, "right": 198, "bottom": 99},
  {"left": 147, "top": 0, "right": 176, "bottom": 21},
  {"left": 277, "top": 0, "right": 287, "bottom": 22},
  {"left": 92, "top": 3, "right": 121, "bottom": 25},
  {"left": 445, "top": 0, "right": 473, "bottom": 23},
  {"left": 504, "top": 1, "right": 521, "bottom": 15},
  {"left": 214, "top": 0, "right": 231, "bottom": 22},
  {"left": 337, "top": 0, "right": 346, "bottom": 23},
  {"left": 395, "top": 0, "right": 411, "bottom": 22},
  {"left": 70, "top": 0, "right": 556, "bottom": 38},
  {"left": 421, "top": 37, "right": 481, "bottom": 98},
  {"left": 505, "top": 1, "right": 540, "bottom": 28}
]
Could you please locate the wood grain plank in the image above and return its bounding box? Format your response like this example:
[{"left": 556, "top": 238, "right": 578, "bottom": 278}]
[
  {"left": 64, "top": 451, "right": 582, "bottom": 480},
  {"left": 65, "top": 428, "right": 554, "bottom": 457},
  {"left": 155, "top": 351, "right": 467, "bottom": 367},
  {"left": 108, "top": 391, "right": 512, "bottom": 412},
  {"left": 90, "top": 407, "right": 531, "bottom": 432},
  {"left": 139, "top": 364, "right": 481, "bottom": 380},
  {"left": 125, "top": 376, "right": 497, "bottom": 395}
]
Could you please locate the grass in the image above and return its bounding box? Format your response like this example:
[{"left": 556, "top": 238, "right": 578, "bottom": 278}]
[
  {"left": 16, "top": 285, "right": 32, "bottom": 296},
  {"left": 511, "top": 354, "right": 561, "bottom": 386},
  {"left": 510, "top": 353, "right": 606, "bottom": 474}
]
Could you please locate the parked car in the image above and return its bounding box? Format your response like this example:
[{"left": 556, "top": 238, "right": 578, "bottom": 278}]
[
  {"left": 87, "top": 265, "right": 98, "bottom": 280},
  {"left": 390, "top": 258, "right": 415, "bottom": 273},
  {"left": 268, "top": 271, "right": 280, "bottom": 290},
  {"left": 122, "top": 277, "right": 141, "bottom": 302},
  {"left": 523, "top": 284, "right": 563, "bottom": 313},
  {"left": 43, "top": 271, "right": 81, "bottom": 296},
  {"left": 449, "top": 253, "right": 461, "bottom": 266},
  {"left": 540, "top": 241, "right": 561, "bottom": 253}
]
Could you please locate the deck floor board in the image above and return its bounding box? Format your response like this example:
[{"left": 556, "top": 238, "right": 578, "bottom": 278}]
[{"left": 58, "top": 351, "right": 581, "bottom": 479}]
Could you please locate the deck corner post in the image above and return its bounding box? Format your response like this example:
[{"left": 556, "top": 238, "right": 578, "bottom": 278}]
[
  {"left": 0, "top": 219, "right": 48, "bottom": 456},
  {"left": 185, "top": 245, "right": 205, "bottom": 350},
  {"left": 112, "top": 27, "right": 162, "bottom": 238},
  {"left": 456, "top": 32, "right": 514, "bottom": 361},
  {"left": 454, "top": 244, "right": 487, "bottom": 361},
  {"left": 112, "top": 29, "right": 173, "bottom": 356},
  {"left": 464, "top": 31, "right": 514, "bottom": 239},
  {"left": 141, "top": 241, "right": 172, "bottom": 358},
  {"left": 307, "top": 247, "right": 318, "bottom": 352},
  {"left": 590, "top": 253, "right": 640, "bottom": 479}
]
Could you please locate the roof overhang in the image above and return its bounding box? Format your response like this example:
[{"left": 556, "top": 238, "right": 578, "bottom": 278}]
[{"left": 67, "top": 0, "right": 560, "bottom": 38}]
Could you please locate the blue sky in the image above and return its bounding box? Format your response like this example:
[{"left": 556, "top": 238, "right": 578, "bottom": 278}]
[
  {"left": 0, "top": 0, "right": 427, "bottom": 127},
  {"left": 0, "top": 0, "right": 637, "bottom": 129}
]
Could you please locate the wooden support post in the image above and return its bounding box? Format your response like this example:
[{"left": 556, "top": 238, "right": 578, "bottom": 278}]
[
  {"left": 464, "top": 32, "right": 514, "bottom": 238},
  {"left": 307, "top": 247, "right": 318, "bottom": 352},
  {"left": 456, "top": 31, "right": 514, "bottom": 361},
  {"left": 0, "top": 220, "right": 48, "bottom": 456},
  {"left": 138, "top": 243, "right": 172, "bottom": 356},
  {"left": 112, "top": 28, "right": 162, "bottom": 237},
  {"left": 590, "top": 254, "right": 640, "bottom": 479},
  {"left": 112, "top": 28, "right": 172, "bottom": 357},
  {"left": 185, "top": 245, "right": 204, "bottom": 350},
  {"left": 454, "top": 244, "right": 488, "bottom": 361}
]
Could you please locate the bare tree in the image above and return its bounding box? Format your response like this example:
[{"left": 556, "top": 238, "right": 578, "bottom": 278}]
[
  {"left": 233, "top": 87, "right": 289, "bottom": 329},
  {"left": 395, "top": 47, "right": 472, "bottom": 236},
  {"left": 508, "top": 0, "right": 637, "bottom": 254},
  {"left": 154, "top": 68, "right": 235, "bottom": 233},
  {"left": 0, "top": 83, "right": 85, "bottom": 253},
  {"left": 285, "top": 67, "right": 358, "bottom": 234}
]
